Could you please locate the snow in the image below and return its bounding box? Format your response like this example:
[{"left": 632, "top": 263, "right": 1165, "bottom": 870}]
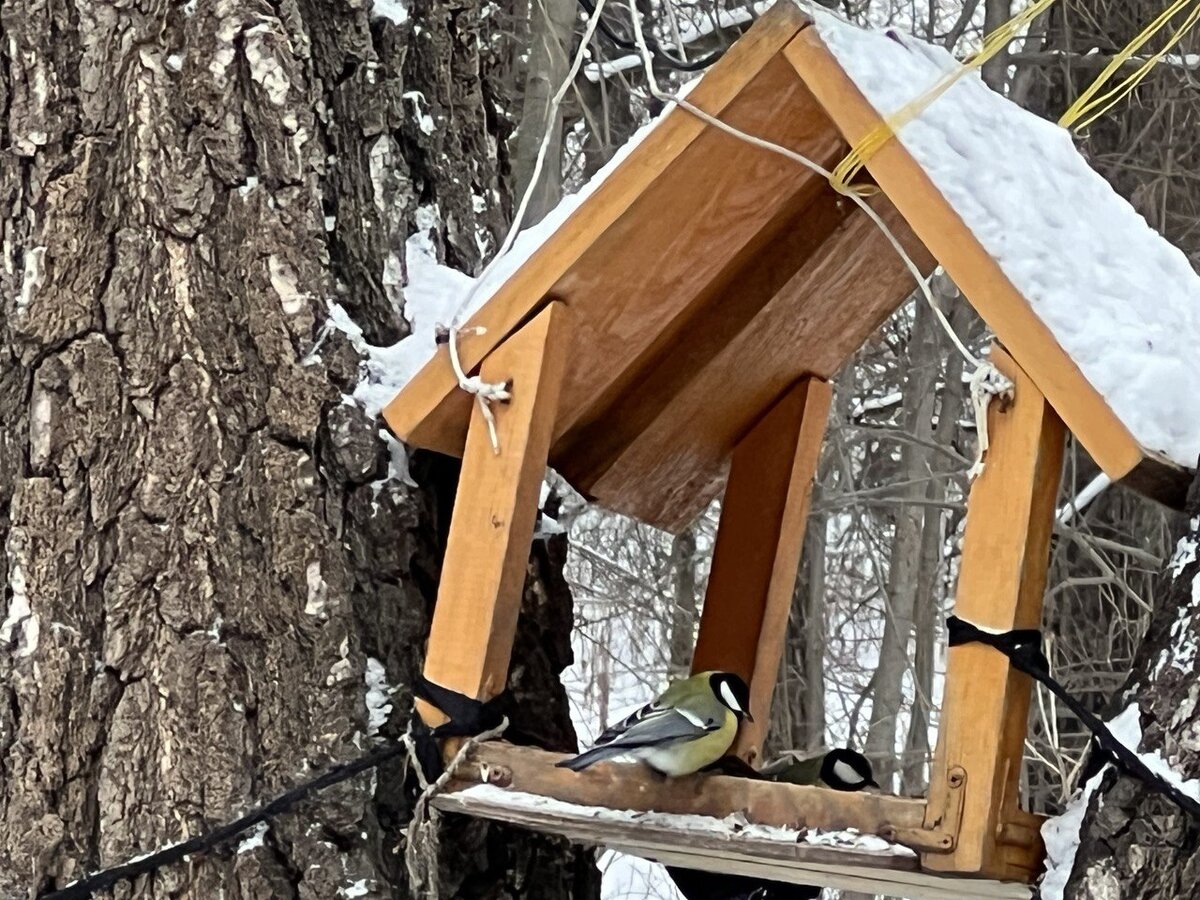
[
  {"left": 268, "top": 255, "right": 308, "bottom": 316},
  {"left": 1108, "top": 703, "right": 1200, "bottom": 802},
  {"left": 364, "top": 657, "right": 394, "bottom": 736},
  {"left": 342, "top": 878, "right": 371, "bottom": 898},
  {"left": 1169, "top": 519, "right": 1199, "bottom": 579},
  {"left": 17, "top": 246, "right": 46, "bottom": 314},
  {"left": 237, "top": 822, "right": 269, "bottom": 854},
  {"left": 455, "top": 784, "right": 916, "bottom": 856},
  {"left": 402, "top": 91, "right": 436, "bottom": 135},
  {"left": 304, "top": 561, "right": 329, "bottom": 618},
  {"left": 370, "top": 430, "right": 417, "bottom": 512},
  {"left": 811, "top": 6, "right": 1200, "bottom": 471},
  {"left": 1155, "top": 573, "right": 1200, "bottom": 677},
  {"left": 370, "top": 0, "right": 408, "bottom": 24},
  {"left": 1040, "top": 703, "right": 1200, "bottom": 899},
  {"left": 244, "top": 24, "right": 290, "bottom": 106},
  {"left": 1, "top": 543, "right": 38, "bottom": 658},
  {"left": 1040, "top": 768, "right": 1104, "bottom": 900}
]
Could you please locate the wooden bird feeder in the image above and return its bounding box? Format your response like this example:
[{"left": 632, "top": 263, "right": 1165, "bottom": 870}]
[{"left": 383, "top": 4, "right": 1194, "bottom": 897}]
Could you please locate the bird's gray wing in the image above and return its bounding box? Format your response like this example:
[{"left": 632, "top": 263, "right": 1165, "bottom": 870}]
[{"left": 592, "top": 706, "right": 720, "bottom": 751}]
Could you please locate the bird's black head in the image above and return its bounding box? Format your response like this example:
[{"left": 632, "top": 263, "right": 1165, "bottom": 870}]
[
  {"left": 709, "top": 672, "right": 753, "bottom": 722},
  {"left": 820, "top": 748, "right": 878, "bottom": 792}
]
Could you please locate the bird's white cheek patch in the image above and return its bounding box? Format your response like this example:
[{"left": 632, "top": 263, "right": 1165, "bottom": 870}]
[
  {"left": 719, "top": 681, "right": 741, "bottom": 713},
  {"left": 833, "top": 760, "right": 863, "bottom": 785}
]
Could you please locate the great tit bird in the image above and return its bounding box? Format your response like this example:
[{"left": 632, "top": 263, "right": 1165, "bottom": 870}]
[
  {"left": 557, "top": 671, "right": 753, "bottom": 777},
  {"left": 760, "top": 747, "right": 879, "bottom": 791},
  {"left": 667, "top": 749, "right": 878, "bottom": 900}
]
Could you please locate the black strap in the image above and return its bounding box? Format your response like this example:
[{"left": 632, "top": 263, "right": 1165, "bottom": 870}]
[
  {"left": 37, "top": 742, "right": 406, "bottom": 899},
  {"left": 414, "top": 674, "right": 507, "bottom": 737},
  {"left": 38, "top": 677, "right": 505, "bottom": 898},
  {"left": 948, "top": 615, "right": 1200, "bottom": 820}
]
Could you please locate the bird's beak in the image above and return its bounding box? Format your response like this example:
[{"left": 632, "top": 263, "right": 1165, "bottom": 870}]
[
  {"left": 743, "top": 711, "right": 755, "bottom": 723},
  {"left": 866, "top": 778, "right": 880, "bottom": 789}
]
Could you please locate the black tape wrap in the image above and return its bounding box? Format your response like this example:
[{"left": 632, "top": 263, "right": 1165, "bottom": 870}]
[{"left": 947, "top": 615, "right": 1200, "bottom": 820}]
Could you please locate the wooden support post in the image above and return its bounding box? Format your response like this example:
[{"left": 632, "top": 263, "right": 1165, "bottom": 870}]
[
  {"left": 691, "top": 378, "right": 831, "bottom": 763},
  {"left": 417, "top": 303, "right": 571, "bottom": 727},
  {"left": 922, "top": 346, "right": 1063, "bottom": 880}
]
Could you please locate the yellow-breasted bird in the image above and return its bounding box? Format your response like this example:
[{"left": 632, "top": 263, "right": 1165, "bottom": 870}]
[{"left": 557, "top": 671, "right": 753, "bottom": 777}]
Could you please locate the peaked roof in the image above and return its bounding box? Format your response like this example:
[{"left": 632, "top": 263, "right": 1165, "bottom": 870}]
[{"left": 384, "top": 1, "right": 1195, "bottom": 531}]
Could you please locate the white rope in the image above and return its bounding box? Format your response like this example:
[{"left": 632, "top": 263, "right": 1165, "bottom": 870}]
[
  {"left": 625, "top": 3, "right": 1014, "bottom": 480},
  {"left": 438, "top": 0, "right": 612, "bottom": 453},
  {"left": 966, "top": 363, "right": 1016, "bottom": 481},
  {"left": 402, "top": 716, "right": 510, "bottom": 897}
]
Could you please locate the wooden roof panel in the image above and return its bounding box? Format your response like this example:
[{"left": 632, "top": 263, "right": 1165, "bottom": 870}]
[
  {"left": 385, "top": 1, "right": 813, "bottom": 457},
  {"left": 571, "top": 198, "right": 930, "bottom": 529}
]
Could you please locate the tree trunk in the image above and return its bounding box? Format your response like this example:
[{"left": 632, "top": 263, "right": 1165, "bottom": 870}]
[
  {"left": 864, "top": 298, "right": 940, "bottom": 788},
  {"left": 1048, "top": 481, "right": 1200, "bottom": 898},
  {"left": 511, "top": 0, "right": 576, "bottom": 223},
  {"left": 667, "top": 525, "right": 699, "bottom": 678},
  {"left": 902, "top": 294, "right": 971, "bottom": 794},
  {"left": 0, "top": 1, "right": 596, "bottom": 897}
]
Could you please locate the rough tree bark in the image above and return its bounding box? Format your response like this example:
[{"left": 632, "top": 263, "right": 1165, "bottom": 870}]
[
  {"left": 0, "top": 0, "right": 597, "bottom": 898},
  {"left": 1052, "top": 482, "right": 1200, "bottom": 899}
]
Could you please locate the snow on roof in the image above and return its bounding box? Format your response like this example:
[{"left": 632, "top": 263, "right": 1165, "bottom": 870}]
[{"left": 810, "top": 6, "right": 1200, "bottom": 470}]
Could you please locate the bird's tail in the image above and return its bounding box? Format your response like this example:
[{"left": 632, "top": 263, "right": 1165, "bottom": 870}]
[{"left": 556, "top": 745, "right": 624, "bottom": 772}]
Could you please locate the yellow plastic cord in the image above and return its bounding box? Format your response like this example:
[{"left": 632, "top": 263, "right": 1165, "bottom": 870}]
[
  {"left": 830, "top": 0, "right": 1061, "bottom": 196},
  {"left": 1060, "top": 0, "right": 1200, "bottom": 131}
]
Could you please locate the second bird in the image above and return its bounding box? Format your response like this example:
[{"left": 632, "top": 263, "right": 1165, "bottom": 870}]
[{"left": 557, "top": 671, "right": 753, "bottom": 777}]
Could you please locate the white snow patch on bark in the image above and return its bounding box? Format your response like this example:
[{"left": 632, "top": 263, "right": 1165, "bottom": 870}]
[
  {"left": 1155, "top": 579, "right": 1200, "bottom": 677},
  {"left": 3, "top": 529, "right": 38, "bottom": 658},
  {"left": 1108, "top": 703, "right": 1200, "bottom": 801},
  {"left": 1040, "top": 768, "right": 1105, "bottom": 900},
  {"left": 403, "top": 91, "right": 436, "bottom": 135},
  {"left": 342, "top": 878, "right": 372, "bottom": 898},
  {"left": 0, "top": 559, "right": 37, "bottom": 658},
  {"left": 18, "top": 246, "right": 46, "bottom": 314},
  {"left": 364, "top": 657, "right": 393, "bottom": 736},
  {"left": 208, "top": 13, "right": 242, "bottom": 84},
  {"left": 28, "top": 381, "right": 53, "bottom": 471},
  {"left": 237, "top": 822, "right": 269, "bottom": 854},
  {"left": 244, "top": 24, "right": 290, "bottom": 106},
  {"left": 370, "top": 0, "right": 409, "bottom": 24},
  {"left": 1169, "top": 519, "right": 1199, "bottom": 579},
  {"left": 268, "top": 255, "right": 308, "bottom": 316},
  {"left": 370, "top": 431, "right": 417, "bottom": 514},
  {"left": 305, "top": 561, "right": 329, "bottom": 618},
  {"left": 328, "top": 637, "right": 355, "bottom": 686}
]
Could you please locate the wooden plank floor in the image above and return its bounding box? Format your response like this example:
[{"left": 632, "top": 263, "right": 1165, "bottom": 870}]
[{"left": 433, "top": 787, "right": 1033, "bottom": 900}]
